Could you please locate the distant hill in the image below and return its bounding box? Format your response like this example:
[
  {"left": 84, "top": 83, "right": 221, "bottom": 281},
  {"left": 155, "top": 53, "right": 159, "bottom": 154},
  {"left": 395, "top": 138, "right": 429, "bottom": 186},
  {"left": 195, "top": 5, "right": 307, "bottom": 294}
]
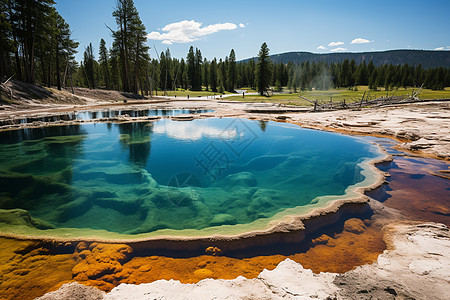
[{"left": 241, "top": 50, "right": 450, "bottom": 69}]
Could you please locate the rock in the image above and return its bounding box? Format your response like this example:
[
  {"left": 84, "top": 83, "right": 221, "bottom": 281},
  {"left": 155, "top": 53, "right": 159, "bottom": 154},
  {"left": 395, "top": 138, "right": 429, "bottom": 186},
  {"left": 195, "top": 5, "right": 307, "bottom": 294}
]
[
  {"left": 396, "top": 130, "right": 421, "bottom": 141},
  {"left": 193, "top": 269, "right": 213, "bottom": 279},
  {"left": 344, "top": 218, "right": 366, "bottom": 234},
  {"left": 258, "top": 259, "right": 339, "bottom": 298},
  {"left": 137, "top": 265, "right": 152, "bottom": 272},
  {"left": 36, "top": 282, "right": 105, "bottom": 300},
  {"left": 221, "top": 172, "right": 257, "bottom": 188},
  {"left": 197, "top": 261, "right": 208, "bottom": 268},
  {"left": 335, "top": 223, "right": 450, "bottom": 300},
  {"left": 151, "top": 189, "right": 196, "bottom": 208},
  {"left": 76, "top": 242, "right": 89, "bottom": 252},
  {"left": 333, "top": 162, "right": 364, "bottom": 186},
  {"left": 209, "top": 214, "right": 236, "bottom": 226},
  {"left": 205, "top": 247, "right": 222, "bottom": 256},
  {"left": 312, "top": 234, "right": 332, "bottom": 245},
  {"left": 55, "top": 196, "right": 92, "bottom": 222},
  {"left": 246, "top": 189, "right": 278, "bottom": 219},
  {"left": 72, "top": 243, "right": 133, "bottom": 287},
  {"left": 246, "top": 155, "right": 287, "bottom": 172},
  {"left": 0, "top": 208, "right": 54, "bottom": 229}
]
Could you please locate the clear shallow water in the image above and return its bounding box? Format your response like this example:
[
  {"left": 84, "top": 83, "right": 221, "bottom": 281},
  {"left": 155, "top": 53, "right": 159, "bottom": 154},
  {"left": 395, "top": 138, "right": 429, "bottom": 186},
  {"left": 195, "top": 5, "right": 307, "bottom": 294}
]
[
  {"left": 0, "top": 118, "right": 380, "bottom": 235},
  {"left": 74, "top": 109, "right": 213, "bottom": 120}
]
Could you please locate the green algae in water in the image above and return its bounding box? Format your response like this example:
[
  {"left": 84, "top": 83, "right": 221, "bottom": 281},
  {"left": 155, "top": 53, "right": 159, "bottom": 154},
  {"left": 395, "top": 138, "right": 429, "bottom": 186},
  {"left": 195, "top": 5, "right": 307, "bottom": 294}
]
[{"left": 0, "top": 119, "right": 382, "bottom": 238}]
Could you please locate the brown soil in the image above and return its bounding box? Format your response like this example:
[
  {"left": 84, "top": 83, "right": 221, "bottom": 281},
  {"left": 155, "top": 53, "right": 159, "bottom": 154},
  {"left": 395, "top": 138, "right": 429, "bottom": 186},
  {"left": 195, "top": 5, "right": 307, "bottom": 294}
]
[
  {"left": 0, "top": 80, "right": 153, "bottom": 108},
  {"left": 0, "top": 80, "right": 86, "bottom": 107},
  {"left": 70, "top": 87, "right": 147, "bottom": 102}
]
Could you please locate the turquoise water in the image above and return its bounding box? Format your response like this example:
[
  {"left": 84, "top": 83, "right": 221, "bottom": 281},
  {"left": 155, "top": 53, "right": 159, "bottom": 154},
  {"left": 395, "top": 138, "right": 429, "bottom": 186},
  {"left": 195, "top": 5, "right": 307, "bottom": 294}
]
[{"left": 0, "top": 118, "right": 380, "bottom": 235}]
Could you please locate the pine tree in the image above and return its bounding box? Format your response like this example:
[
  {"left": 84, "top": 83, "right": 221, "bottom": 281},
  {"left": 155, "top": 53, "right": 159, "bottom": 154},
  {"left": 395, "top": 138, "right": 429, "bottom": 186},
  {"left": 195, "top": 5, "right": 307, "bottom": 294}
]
[
  {"left": 248, "top": 59, "right": 256, "bottom": 89},
  {"left": 256, "top": 42, "right": 271, "bottom": 96},
  {"left": 301, "top": 61, "right": 310, "bottom": 91},
  {"left": 99, "top": 39, "right": 111, "bottom": 89},
  {"left": 369, "top": 68, "right": 378, "bottom": 90},
  {"left": 194, "top": 48, "right": 202, "bottom": 90},
  {"left": 222, "top": 57, "right": 228, "bottom": 92},
  {"left": 182, "top": 62, "right": 188, "bottom": 90},
  {"left": 0, "top": 0, "right": 14, "bottom": 80},
  {"left": 203, "top": 58, "right": 209, "bottom": 91},
  {"left": 111, "top": 0, "right": 136, "bottom": 92},
  {"left": 384, "top": 64, "right": 394, "bottom": 90},
  {"left": 9, "top": 0, "right": 56, "bottom": 83},
  {"left": 159, "top": 49, "right": 173, "bottom": 93},
  {"left": 340, "top": 59, "right": 350, "bottom": 87},
  {"left": 209, "top": 58, "right": 218, "bottom": 92},
  {"left": 376, "top": 65, "right": 386, "bottom": 89},
  {"left": 53, "top": 9, "right": 78, "bottom": 90},
  {"left": 414, "top": 64, "right": 424, "bottom": 87},
  {"left": 149, "top": 58, "right": 160, "bottom": 94},
  {"left": 83, "top": 43, "right": 96, "bottom": 89},
  {"left": 187, "top": 46, "right": 195, "bottom": 89},
  {"left": 349, "top": 59, "right": 356, "bottom": 87},
  {"left": 109, "top": 46, "right": 121, "bottom": 90},
  {"left": 179, "top": 58, "right": 187, "bottom": 90},
  {"left": 217, "top": 58, "right": 225, "bottom": 93},
  {"left": 355, "top": 61, "right": 368, "bottom": 85},
  {"left": 131, "top": 15, "right": 149, "bottom": 94},
  {"left": 227, "top": 49, "right": 237, "bottom": 92},
  {"left": 435, "top": 67, "right": 445, "bottom": 90}
]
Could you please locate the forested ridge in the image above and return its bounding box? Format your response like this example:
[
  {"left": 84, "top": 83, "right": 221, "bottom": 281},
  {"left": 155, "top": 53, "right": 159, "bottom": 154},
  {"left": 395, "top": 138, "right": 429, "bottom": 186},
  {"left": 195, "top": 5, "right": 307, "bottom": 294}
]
[
  {"left": 243, "top": 50, "right": 450, "bottom": 69},
  {"left": 1, "top": 0, "right": 449, "bottom": 97}
]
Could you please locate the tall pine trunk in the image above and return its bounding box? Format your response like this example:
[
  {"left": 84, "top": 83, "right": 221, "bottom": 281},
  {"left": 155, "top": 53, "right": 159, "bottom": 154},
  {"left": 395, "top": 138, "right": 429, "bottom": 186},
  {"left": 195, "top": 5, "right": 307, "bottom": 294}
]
[
  {"left": 56, "top": 43, "right": 61, "bottom": 90},
  {"left": 47, "top": 54, "right": 51, "bottom": 87},
  {"left": 134, "top": 38, "right": 139, "bottom": 94},
  {"left": 120, "top": 4, "right": 131, "bottom": 92}
]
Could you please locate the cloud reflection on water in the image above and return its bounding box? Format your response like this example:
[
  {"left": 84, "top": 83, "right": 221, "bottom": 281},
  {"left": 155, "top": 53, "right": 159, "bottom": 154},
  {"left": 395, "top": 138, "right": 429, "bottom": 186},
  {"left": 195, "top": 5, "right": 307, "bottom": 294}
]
[{"left": 153, "top": 121, "right": 240, "bottom": 141}]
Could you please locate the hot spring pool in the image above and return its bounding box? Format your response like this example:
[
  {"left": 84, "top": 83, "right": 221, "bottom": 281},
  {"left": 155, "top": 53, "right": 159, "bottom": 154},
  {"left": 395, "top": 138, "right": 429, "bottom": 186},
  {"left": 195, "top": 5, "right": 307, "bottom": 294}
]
[{"left": 0, "top": 118, "right": 385, "bottom": 240}]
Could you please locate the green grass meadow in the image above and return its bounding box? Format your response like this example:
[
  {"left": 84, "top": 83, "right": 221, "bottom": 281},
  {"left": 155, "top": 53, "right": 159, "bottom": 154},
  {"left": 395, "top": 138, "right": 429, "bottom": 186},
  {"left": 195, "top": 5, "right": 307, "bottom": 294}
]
[{"left": 226, "top": 86, "right": 450, "bottom": 106}]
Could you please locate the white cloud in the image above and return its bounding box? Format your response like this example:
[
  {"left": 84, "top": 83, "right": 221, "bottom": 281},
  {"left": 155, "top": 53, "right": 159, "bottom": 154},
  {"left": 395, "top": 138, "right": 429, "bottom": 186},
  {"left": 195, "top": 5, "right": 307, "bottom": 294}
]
[
  {"left": 153, "top": 122, "right": 240, "bottom": 141},
  {"left": 351, "top": 38, "right": 370, "bottom": 44},
  {"left": 147, "top": 20, "right": 238, "bottom": 44},
  {"left": 317, "top": 45, "right": 326, "bottom": 50},
  {"left": 328, "top": 41, "right": 344, "bottom": 47},
  {"left": 434, "top": 46, "right": 444, "bottom": 50},
  {"left": 239, "top": 23, "right": 245, "bottom": 28},
  {"left": 447, "top": 46, "right": 450, "bottom": 49},
  {"left": 330, "top": 47, "right": 348, "bottom": 52}
]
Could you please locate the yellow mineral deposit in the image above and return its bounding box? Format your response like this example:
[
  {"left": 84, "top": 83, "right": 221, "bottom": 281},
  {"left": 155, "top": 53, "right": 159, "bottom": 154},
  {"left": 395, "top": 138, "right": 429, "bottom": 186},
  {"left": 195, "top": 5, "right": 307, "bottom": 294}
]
[{"left": 0, "top": 217, "right": 386, "bottom": 299}]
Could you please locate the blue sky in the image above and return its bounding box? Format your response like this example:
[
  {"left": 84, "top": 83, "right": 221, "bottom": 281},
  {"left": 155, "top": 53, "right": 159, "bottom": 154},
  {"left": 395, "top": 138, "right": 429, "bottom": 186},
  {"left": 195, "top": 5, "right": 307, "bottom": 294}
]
[{"left": 56, "top": 0, "right": 450, "bottom": 62}]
